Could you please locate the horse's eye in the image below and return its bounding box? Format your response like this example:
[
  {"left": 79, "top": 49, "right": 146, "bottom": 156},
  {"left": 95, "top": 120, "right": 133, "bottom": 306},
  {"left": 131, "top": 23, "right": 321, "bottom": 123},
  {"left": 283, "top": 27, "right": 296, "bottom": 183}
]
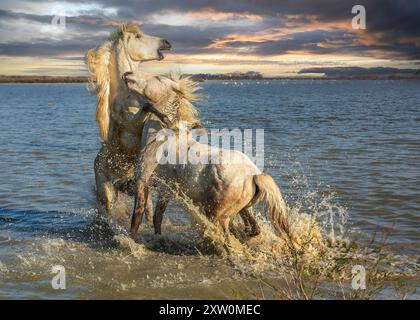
[{"left": 135, "top": 34, "right": 141, "bottom": 39}]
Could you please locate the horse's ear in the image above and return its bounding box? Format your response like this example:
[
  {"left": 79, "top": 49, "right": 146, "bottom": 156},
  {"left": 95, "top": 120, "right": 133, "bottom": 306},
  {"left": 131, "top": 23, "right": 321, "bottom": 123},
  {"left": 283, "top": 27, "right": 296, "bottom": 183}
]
[{"left": 85, "top": 44, "right": 112, "bottom": 142}]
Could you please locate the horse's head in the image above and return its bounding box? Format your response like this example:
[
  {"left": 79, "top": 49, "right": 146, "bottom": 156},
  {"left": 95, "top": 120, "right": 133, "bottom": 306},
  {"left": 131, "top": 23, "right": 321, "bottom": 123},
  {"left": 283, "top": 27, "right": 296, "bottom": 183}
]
[{"left": 119, "top": 24, "right": 171, "bottom": 62}]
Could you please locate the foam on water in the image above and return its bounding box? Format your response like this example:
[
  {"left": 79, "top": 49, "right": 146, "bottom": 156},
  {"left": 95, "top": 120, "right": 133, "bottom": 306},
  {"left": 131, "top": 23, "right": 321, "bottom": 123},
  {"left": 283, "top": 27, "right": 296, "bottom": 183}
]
[
  {"left": 0, "top": 169, "right": 418, "bottom": 299},
  {"left": 0, "top": 206, "right": 418, "bottom": 299},
  {"left": 112, "top": 175, "right": 418, "bottom": 291}
]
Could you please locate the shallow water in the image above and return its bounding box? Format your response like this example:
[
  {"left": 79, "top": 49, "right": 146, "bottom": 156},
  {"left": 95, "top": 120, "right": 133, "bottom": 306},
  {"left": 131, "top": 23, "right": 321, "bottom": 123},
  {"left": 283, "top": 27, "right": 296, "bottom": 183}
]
[{"left": 0, "top": 80, "right": 419, "bottom": 299}]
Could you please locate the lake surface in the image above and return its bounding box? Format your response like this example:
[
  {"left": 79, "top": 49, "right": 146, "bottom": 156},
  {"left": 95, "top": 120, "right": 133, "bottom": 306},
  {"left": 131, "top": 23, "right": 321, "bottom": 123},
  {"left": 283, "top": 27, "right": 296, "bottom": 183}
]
[{"left": 0, "top": 80, "right": 419, "bottom": 299}]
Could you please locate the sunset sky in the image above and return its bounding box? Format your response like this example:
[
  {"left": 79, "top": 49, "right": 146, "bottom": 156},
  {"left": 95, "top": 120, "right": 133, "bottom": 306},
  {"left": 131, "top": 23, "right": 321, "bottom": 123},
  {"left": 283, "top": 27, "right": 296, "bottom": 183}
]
[{"left": 0, "top": 0, "right": 419, "bottom": 76}]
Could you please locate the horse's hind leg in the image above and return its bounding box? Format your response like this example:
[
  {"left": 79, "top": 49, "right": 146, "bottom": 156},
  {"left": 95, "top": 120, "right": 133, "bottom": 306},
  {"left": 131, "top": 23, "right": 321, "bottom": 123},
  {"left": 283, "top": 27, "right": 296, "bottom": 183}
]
[
  {"left": 130, "top": 182, "right": 149, "bottom": 238},
  {"left": 145, "top": 193, "right": 154, "bottom": 225},
  {"left": 240, "top": 207, "right": 261, "bottom": 237},
  {"left": 153, "top": 195, "right": 169, "bottom": 235}
]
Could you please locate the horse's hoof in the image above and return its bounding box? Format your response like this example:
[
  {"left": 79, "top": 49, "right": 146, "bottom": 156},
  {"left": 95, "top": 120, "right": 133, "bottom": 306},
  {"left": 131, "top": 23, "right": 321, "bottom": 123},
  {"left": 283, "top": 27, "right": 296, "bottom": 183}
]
[
  {"left": 248, "top": 226, "right": 261, "bottom": 238},
  {"left": 162, "top": 116, "right": 172, "bottom": 127}
]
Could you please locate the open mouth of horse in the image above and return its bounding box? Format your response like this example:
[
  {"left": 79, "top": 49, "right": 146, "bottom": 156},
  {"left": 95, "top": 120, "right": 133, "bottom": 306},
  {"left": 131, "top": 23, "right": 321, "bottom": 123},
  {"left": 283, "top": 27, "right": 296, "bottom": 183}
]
[{"left": 158, "top": 40, "right": 172, "bottom": 60}]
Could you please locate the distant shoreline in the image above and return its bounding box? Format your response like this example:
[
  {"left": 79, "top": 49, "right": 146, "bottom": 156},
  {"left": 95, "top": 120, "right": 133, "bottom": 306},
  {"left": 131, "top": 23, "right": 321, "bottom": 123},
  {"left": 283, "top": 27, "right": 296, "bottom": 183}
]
[
  {"left": 0, "top": 76, "right": 88, "bottom": 83},
  {"left": 1, "top": 75, "right": 420, "bottom": 83}
]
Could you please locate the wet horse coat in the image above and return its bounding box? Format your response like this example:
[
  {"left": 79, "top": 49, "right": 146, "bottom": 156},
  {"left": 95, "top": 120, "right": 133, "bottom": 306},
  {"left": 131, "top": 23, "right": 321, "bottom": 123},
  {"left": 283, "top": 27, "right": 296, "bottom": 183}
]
[{"left": 124, "top": 74, "right": 289, "bottom": 242}]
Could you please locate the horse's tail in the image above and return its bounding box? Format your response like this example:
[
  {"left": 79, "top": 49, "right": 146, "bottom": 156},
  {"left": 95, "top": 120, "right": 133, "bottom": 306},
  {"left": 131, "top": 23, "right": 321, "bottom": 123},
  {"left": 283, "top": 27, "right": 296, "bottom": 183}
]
[{"left": 253, "top": 173, "right": 290, "bottom": 237}]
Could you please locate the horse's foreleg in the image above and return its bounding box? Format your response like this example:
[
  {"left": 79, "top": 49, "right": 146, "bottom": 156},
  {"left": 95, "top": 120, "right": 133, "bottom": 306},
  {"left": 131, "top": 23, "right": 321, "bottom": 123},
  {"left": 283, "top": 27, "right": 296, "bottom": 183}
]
[
  {"left": 153, "top": 196, "right": 169, "bottom": 235},
  {"left": 95, "top": 153, "right": 117, "bottom": 213},
  {"left": 130, "top": 140, "right": 163, "bottom": 239}
]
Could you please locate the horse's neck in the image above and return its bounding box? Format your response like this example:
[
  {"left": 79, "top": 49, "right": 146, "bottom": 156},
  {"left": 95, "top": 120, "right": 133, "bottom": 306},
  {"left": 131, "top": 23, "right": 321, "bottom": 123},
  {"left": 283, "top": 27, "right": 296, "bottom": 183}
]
[{"left": 109, "top": 43, "right": 146, "bottom": 100}]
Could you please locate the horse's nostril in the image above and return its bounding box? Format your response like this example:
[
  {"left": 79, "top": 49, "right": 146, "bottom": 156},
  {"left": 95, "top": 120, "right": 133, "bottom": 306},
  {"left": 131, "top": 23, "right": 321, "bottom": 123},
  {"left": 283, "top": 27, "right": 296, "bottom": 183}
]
[{"left": 161, "top": 39, "right": 172, "bottom": 49}]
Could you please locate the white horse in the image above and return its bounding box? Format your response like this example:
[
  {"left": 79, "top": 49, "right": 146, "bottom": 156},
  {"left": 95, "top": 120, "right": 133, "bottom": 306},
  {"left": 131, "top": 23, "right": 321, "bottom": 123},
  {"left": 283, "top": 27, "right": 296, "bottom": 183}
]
[
  {"left": 123, "top": 74, "right": 290, "bottom": 243},
  {"left": 85, "top": 24, "right": 199, "bottom": 226}
]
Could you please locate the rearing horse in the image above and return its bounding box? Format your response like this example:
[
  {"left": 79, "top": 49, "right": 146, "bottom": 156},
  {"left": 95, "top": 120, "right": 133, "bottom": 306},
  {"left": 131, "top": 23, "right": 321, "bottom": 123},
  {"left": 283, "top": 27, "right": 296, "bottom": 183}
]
[{"left": 85, "top": 24, "right": 176, "bottom": 226}]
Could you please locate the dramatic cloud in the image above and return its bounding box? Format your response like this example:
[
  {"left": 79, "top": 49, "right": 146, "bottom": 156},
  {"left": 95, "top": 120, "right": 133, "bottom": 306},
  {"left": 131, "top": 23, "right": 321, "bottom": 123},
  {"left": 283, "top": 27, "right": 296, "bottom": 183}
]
[{"left": 0, "top": 0, "right": 419, "bottom": 75}]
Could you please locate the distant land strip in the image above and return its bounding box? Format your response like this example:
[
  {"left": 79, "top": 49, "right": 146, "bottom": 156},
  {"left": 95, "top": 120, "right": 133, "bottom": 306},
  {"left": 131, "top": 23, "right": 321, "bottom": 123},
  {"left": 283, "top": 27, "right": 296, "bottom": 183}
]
[
  {"left": 0, "top": 76, "right": 88, "bottom": 83},
  {"left": 1, "top": 73, "right": 420, "bottom": 83}
]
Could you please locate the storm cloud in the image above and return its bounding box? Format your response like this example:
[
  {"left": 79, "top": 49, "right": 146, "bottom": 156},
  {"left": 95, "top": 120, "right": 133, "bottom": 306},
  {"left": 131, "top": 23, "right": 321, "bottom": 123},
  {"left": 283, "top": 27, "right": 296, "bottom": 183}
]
[{"left": 0, "top": 0, "right": 419, "bottom": 75}]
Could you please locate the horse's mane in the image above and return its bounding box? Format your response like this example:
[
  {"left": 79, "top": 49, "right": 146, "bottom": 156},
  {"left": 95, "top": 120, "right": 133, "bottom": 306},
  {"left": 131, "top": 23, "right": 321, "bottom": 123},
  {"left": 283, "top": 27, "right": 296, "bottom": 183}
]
[
  {"left": 85, "top": 41, "right": 111, "bottom": 141},
  {"left": 85, "top": 23, "right": 142, "bottom": 141},
  {"left": 169, "top": 72, "right": 203, "bottom": 128}
]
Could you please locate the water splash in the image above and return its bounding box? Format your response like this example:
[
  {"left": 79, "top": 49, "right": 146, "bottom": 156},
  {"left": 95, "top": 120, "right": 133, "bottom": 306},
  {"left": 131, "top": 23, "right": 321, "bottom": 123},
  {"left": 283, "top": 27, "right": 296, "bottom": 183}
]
[{"left": 0, "top": 176, "right": 417, "bottom": 299}]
